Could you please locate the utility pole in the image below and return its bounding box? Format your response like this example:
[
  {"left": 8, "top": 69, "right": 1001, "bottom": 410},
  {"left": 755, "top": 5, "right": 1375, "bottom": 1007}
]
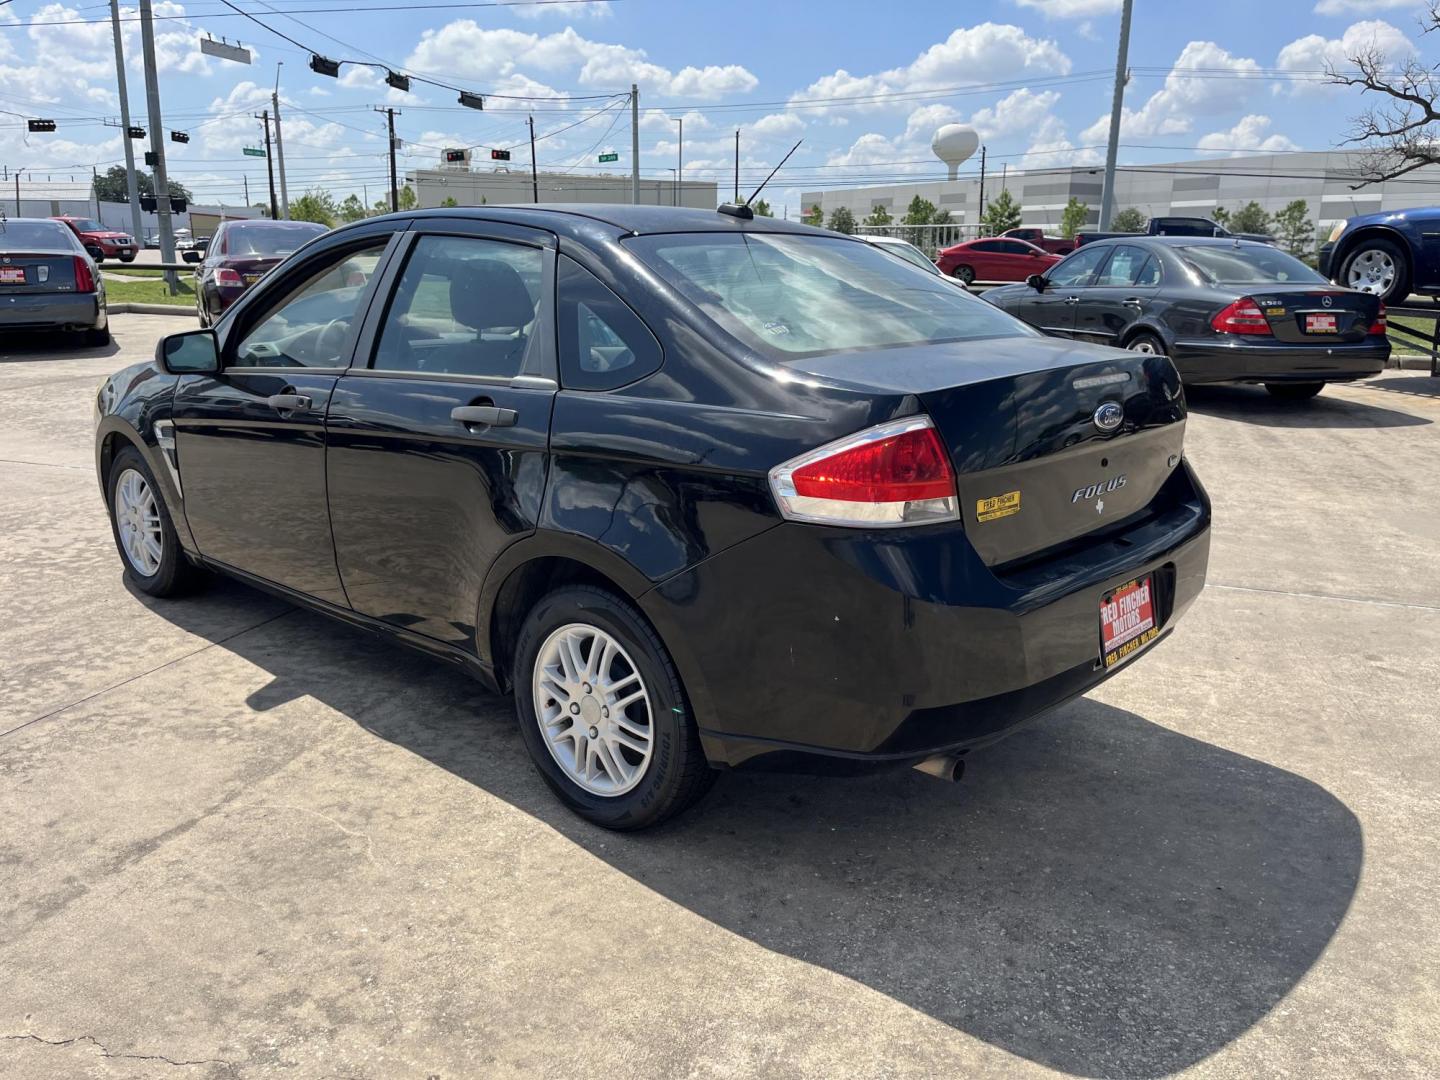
[
  {"left": 137, "top": 0, "right": 177, "bottom": 293},
  {"left": 1098, "top": 0, "right": 1134, "bottom": 230},
  {"left": 108, "top": 0, "right": 143, "bottom": 247},
  {"left": 528, "top": 115, "right": 539, "bottom": 203},
  {"left": 243, "top": 174, "right": 249, "bottom": 205},
  {"left": 14, "top": 171, "right": 20, "bottom": 216},
  {"left": 673, "top": 115, "right": 682, "bottom": 207},
  {"left": 734, "top": 130, "right": 739, "bottom": 202},
  {"left": 272, "top": 65, "right": 290, "bottom": 219},
  {"left": 629, "top": 84, "right": 639, "bottom": 205},
  {"left": 376, "top": 106, "right": 400, "bottom": 213},
  {"left": 977, "top": 144, "right": 987, "bottom": 232},
  {"left": 256, "top": 110, "right": 278, "bottom": 219}
]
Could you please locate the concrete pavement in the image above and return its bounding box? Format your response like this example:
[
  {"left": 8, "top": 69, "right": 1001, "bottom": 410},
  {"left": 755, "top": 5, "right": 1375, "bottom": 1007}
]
[{"left": 1, "top": 316, "right": 1437, "bottom": 1079}]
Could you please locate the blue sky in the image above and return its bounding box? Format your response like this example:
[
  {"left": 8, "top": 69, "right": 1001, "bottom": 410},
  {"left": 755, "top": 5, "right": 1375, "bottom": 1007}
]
[{"left": 0, "top": 0, "right": 1429, "bottom": 213}]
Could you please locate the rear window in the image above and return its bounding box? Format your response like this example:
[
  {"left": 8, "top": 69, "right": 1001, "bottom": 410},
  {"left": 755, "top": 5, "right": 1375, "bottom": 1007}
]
[
  {"left": 1177, "top": 244, "right": 1325, "bottom": 285},
  {"left": 627, "top": 232, "right": 1032, "bottom": 360},
  {"left": 226, "top": 223, "right": 326, "bottom": 257},
  {"left": 0, "top": 221, "right": 78, "bottom": 250}
]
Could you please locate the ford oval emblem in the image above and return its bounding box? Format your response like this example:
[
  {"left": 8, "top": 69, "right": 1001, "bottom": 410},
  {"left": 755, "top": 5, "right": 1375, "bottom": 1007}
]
[{"left": 1093, "top": 401, "right": 1124, "bottom": 433}]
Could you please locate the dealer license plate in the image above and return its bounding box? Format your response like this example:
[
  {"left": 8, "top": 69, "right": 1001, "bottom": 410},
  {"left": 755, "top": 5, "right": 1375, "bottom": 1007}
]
[
  {"left": 1305, "top": 313, "right": 1338, "bottom": 334},
  {"left": 243, "top": 273, "right": 263, "bottom": 284},
  {"left": 1100, "top": 575, "right": 1159, "bottom": 670},
  {"left": 0, "top": 266, "right": 25, "bottom": 285}
]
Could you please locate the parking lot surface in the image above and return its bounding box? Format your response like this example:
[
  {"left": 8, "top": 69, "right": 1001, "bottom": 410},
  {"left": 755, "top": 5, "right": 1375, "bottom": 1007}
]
[{"left": 2, "top": 315, "right": 1438, "bottom": 1079}]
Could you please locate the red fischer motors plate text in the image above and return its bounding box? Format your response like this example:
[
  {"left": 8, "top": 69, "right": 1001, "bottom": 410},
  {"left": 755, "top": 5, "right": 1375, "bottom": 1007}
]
[{"left": 1100, "top": 575, "right": 1158, "bottom": 670}]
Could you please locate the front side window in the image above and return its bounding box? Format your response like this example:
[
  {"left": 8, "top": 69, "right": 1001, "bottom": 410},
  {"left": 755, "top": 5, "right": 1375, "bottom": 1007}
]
[
  {"left": 1094, "top": 245, "right": 1157, "bottom": 287},
  {"left": 231, "top": 241, "right": 388, "bottom": 367},
  {"left": 1177, "top": 244, "right": 1326, "bottom": 285},
  {"left": 1047, "top": 245, "right": 1109, "bottom": 288},
  {"left": 372, "top": 234, "right": 543, "bottom": 379},
  {"left": 627, "top": 232, "right": 1032, "bottom": 361},
  {"left": 557, "top": 256, "right": 662, "bottom": 390}
]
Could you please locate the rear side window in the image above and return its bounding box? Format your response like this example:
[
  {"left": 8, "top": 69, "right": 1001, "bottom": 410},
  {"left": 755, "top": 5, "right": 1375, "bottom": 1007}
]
[
  {"left": 372, "top": 234, "right": 543, "bottom": 379},
  {"left": 557, "top": 256, "right": 662, "bottom": 390}
]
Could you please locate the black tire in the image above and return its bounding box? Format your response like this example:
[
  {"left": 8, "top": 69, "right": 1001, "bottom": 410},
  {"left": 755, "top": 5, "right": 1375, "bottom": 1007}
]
[
  {"left": 512, "top": 584, "right": 716, "bottom": 830},
  {"left": 952, "top": 264, "right": 975, "bottom": 284},
  {"left": 1265, "top": 382, "right": 1325, "bottom": 401},
  {"left": 119, "top": 254, "right": 136, "bottom": 264},
  {"left": 82, "top": 327, "right": 111, "bottom": 348},
  {"left": 1339, "top": 237, "right": 1411, "bottom": 304},
  {"left": 107, "top": 445, "right": 200, "bottom": 598},
  {"left": 1125, "top": 330, "right": 1166, "bottom": 356}
]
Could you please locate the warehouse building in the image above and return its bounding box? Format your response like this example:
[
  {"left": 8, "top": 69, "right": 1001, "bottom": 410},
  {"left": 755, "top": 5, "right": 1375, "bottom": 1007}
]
[{"left": 407, "top": 155, "right": 716, "bottom": 210}]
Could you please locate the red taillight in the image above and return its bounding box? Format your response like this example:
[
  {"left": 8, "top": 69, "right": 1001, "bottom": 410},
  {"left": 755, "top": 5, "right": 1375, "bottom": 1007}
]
[
  {"left": 770, "top": 417, "right": 959, "bottom": 527},
  {"left": 215, "top": 267, "right": 245, "bottom": 287},
  {"left": 1369, "top": 302, "right": 1387, "bottom": 335},
  {"left": 72, "top": 255, "right": 94, "bottom": 293},
  {"left": 1210, "top": 297, "right": 1272, "bottom": 336}
]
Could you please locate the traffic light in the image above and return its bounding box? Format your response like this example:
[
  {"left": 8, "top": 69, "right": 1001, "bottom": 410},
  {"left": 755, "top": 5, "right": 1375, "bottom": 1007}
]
[
  {"left": 144, "top": 151, "right": 157, "bottom": 166},
  {"left": 490, "top": 149, "right": 511, "bottom": 162},
  {"left": 127, "top": 126, "right": 146, "bottom": 139},
  {"left": 171, "top": 131, "right": 189, "bottom": 144},
  {"left": 170, "top": 198, "right": 187, "bottom": 213},
  {"left": 445, "top": 149, "right": 466, "bottom": 163},
  {"left": 310, "top": 54, "right": 340, "bottom": 77},
  {"left": 27, "top": 119, "right": 56, "bottom": 133},
  {"left": 140, "top": 196, "right": 157, "bottom": 212},
  {"left": 386, "top": 71, "right": 410, "bottom": 92}
]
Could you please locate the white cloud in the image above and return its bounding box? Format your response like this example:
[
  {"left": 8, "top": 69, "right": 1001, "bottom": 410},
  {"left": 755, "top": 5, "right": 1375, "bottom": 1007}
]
[
  {"left": 826, "top": 132, "right": 906, "bottom": 168},
  {"left": 513, "top": 0, "right": 613, "bottom": 16},
  {"left": 1021, "top": 115, "right": 1102, "bottom": 167},
  {"left": 1012, "top": 0, "right": 1120, "bottom": 16},
  {"left": 407, "top": 22, "right": 756, "bottom": 99},
  {"left": 968, "top": 88, "right": 1062, "bottom": 140},
  {"left": 1081, "top": 40, "right": 1262, "bottom": 142},
  {"left": 1275, "top": 19, "right": 1415, "bottom": 95},
  {"left": 1313, "top": 0, "right": 1412, "bottom": 14},
  {"left": 748, "top": 112, "right": 805, "bottom": 138},
  {"left": 791, "top": 23, "right": 1070, "bottom": 113},
  {"left": 1197, "top": 115, "right": 1302, "bottom": 154}
]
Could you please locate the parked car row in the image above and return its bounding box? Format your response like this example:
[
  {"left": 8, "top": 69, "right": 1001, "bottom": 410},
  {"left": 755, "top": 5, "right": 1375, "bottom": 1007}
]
[{"left": 96, "top": 204, "right": 1211, "bottom": 828}]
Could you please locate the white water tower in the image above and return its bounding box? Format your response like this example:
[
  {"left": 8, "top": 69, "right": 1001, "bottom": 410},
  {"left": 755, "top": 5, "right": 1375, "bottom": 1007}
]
[{"left": 932, "top": 124, "right": 979, "bottom": 181}]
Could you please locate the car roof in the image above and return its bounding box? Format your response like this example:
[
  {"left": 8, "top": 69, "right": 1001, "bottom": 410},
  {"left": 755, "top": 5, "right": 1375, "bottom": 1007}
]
[
  {"left": 228, "top": 218, "right": 326, "bottom": 227},
  {"left": 401, "top": 203, "right": 821, "bottom": 238},
  {"left": 1081, "top": 235, "right": 1275, "bottom": 251}
]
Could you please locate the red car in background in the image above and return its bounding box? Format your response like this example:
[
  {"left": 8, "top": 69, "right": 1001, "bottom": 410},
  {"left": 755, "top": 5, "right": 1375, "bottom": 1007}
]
[
  {"left": 52, "top": 216, "right": 136, "bottom": 263},
  {"left": 936, "top": 237, "right": 1062, "bottom": 285}
]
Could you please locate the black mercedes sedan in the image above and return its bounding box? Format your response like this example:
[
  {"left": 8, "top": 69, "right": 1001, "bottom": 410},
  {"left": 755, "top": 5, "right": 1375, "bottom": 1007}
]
[
  {"left": 94, "top": 205, "right": 1211, "bottom": 828},
  {"left": 984, "top": 236, "right": 1389, "bottom": 400}
]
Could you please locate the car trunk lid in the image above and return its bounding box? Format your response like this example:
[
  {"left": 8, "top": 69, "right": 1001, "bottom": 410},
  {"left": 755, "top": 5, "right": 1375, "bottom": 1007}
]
[
  {"left": 0, "top": 253, "right": 80, "bottom": 294},
  {"left": 1245, "top": 285, "right": 1380, "bottom": 344},
  {"left": 786, "top": 336, "right": 1187, "bottom": 566},
  {"left": 222, "top": 256, "right": 282, "bottom": 286}
]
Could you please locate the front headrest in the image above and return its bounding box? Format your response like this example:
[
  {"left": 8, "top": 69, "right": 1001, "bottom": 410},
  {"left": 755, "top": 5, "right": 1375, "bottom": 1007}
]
[{"left": 448, "top": 259, "right": 535, "bottom": 331}]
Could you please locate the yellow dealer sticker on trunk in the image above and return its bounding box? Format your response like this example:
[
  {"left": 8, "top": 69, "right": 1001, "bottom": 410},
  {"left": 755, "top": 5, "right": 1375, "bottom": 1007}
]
[{"left": 977, "top": 490, "right": 1021, "bottom": 523}]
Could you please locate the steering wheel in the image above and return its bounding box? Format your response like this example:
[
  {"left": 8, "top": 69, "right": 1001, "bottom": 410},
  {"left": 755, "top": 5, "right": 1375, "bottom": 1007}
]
[{"left": 313, "top": 317, "right": 350, "bottom": 362}]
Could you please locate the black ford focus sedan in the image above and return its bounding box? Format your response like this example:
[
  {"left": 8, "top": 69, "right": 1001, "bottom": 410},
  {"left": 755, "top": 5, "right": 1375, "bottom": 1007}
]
[
  {"left": 983, "top": 236, "right": 1389, "bottom": 400},
  {"left": 95, "top": 206, "right": 1211, "bottom": 828}
]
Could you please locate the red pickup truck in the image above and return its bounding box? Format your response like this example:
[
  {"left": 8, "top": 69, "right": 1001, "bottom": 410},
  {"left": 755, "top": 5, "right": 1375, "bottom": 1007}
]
[
  {"left": 1000, "top": 227, "right": 1076, "bottom": 256},
  {"left": 52, "top": 216, "right": 137, "bottom": 263}
]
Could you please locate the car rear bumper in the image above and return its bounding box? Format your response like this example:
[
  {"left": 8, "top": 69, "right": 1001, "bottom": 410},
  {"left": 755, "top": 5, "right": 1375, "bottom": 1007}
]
[
  {"left": 0, "top": 293, "right": 103, "bottom": 332},
  {"left": 1169, "top": 338, "right": 1389, "bottom": 384},
  {"left": 642, "top": 461, "right": 1211, "bottom": 772}
]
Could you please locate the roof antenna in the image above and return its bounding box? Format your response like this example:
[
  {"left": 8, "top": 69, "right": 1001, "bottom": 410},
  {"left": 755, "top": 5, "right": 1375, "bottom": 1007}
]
[{"left": 717, "top": 139, "right": 802, "bottom": 220}]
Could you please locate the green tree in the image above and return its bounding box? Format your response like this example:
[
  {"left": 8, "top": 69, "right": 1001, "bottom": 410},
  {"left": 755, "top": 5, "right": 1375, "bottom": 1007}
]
[
  {"left": 93, "top": 164, "right": 192, "bottom": 204},
  {"left": 827, "top": 206, "right": 856, "bottom": 234},
  {"left": 289, "top": 188, "right": 339, "bottom": 227},
  {"left": 1217, "top": 201, "right": 1271, "bottom": 235},
  {"left": 980, "top": 188, "right": 1022, "bottom": 235},
  {"left": 1111, "top": 206, "right": 1147, "bottom": 233},
  {"left": 1271, "top": 199, "right": 1312, "bottom": 257},
  {"left": 439, "top": 196, "right": 459, "bottom": 208},
  {"left": 371, "top": 185, "right": 419, "bottom": 215},
  {"left": 902, "top": 195, "right": 939, "bottom": 225},
  {"left": 801, "top": 204, "right": 824, "bottom": 227},
  {"left": 928, "top": 205, "right": 952, "bottom": 225},
  {"left": 864, "top": 204, "right": 893, "bottom": 227},
  {"left": 1060, "top": 196, "right": 1089, "bottom": 239},
  {"left": 338, "top": 193, "right": 368, "bottom": 222},
  {"left": 752, "top": 198, "right": 773, "bottom": 217}
]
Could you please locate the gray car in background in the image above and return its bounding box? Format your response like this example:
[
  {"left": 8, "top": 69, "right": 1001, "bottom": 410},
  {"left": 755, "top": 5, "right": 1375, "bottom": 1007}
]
[{"left": 0, "top": 217, "right": 109, "bottom": 346}]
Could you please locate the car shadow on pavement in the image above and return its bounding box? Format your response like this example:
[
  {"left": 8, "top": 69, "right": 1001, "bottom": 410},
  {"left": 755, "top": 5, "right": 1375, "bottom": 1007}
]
[
  {"left": 1352, "top": 374, "right": 1440, "bottom": 400},
  {"left": 1185, "top": 383, "right": 1430, "bottom": 428},
  {"left": 147, "top": 579, "right": 1363, "bottom": 1080},
  {"left": 0, "top": 331, "right": 119, "bottom": 363}
]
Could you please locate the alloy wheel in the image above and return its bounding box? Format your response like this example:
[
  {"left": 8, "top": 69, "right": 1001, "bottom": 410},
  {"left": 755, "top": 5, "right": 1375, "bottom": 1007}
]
[
  {"left": 532, "top": 623, "right": 654, "bottom": 797},
  {"left": 1347, "top": 248, "right": 1395, "bottom": 295},
  {"left": 115, "top": 468, "right": 163, "bottom": 576},
  {"left": 1128, "top": 338, "right": 1162, "bottom": 354}
]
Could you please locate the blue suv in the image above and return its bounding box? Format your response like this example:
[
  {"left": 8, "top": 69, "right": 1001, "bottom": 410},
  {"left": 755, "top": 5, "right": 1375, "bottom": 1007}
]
[{"left": 1319, "top": 207, "right": 1440, "bottom": 304}]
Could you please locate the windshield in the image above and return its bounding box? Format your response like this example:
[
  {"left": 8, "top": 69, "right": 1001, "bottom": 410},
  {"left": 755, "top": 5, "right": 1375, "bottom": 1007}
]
[
  {"left": 69, "top": 218, "right": 106, "bottom": 232},
  {"left": 0, "top": 221, "right": 79, "bottom": 250},
  {"left": 1178, "top": 244, "right": 1325, "bottom": 285},
  {"left": 628, "top": 232, "right": 1031, "bottom": 359},
  {"left": 227, "top": 223, "right": 326, "bottom": 257},
  {"left": 877, "top": 240, "right": 942, "bottom": 275}
]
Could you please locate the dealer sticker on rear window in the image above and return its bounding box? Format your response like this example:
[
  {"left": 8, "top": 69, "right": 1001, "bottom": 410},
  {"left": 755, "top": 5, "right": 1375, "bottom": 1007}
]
[{"left": 976, "top": 490, "right": 1021, "bottom": 523}]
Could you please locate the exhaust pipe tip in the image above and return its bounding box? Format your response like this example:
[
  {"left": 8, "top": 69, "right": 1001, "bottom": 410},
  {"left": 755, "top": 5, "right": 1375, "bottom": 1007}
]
[{"left": 913, "top": 753, "right": 965, "bottom": 783}]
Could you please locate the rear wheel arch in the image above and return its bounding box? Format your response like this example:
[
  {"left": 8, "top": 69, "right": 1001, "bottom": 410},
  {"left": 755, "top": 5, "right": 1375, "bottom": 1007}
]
[
  {"left": 1336, "top": 226, "right": 1412, "bottom": 273},
  {"left": 1119, "top": 323, "right": 1169, "bottom": 351}
]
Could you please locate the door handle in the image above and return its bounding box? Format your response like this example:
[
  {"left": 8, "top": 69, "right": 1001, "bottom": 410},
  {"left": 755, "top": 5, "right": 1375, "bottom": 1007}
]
[
  {"left": 266, "top": 393, "right": 312, "bottom": 411},
  {"left": 1122, "top": 297, "right": 1144, "bottom": 308},
  {"left": 1064, "top": 295, "right": 1081, "bottom": 304},
  {"left": 452, "top": 404, "right": 518, "bottom": 429}
]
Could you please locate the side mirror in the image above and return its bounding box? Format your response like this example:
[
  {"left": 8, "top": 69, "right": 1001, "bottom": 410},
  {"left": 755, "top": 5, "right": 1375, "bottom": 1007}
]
[
  {"left": 181, "top": 249, "right": 202, "bottom": 263},
  {"left": 157, "top": 328, "right": 219, "bottom": 374},
  {"left": 1026, "top": 273, "right": 1047, "bottom": 291}
]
